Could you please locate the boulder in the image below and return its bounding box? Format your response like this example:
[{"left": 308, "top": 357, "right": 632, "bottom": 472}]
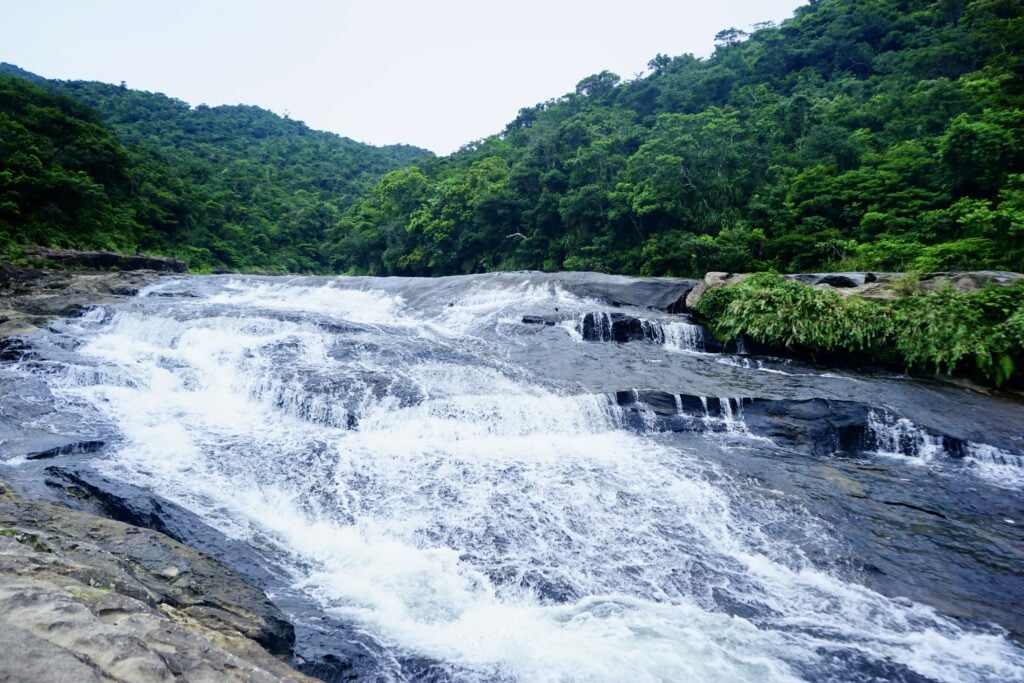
[
  {"left": 521, "top": 315, "right": 562, "bottom": 326},
  {"left": 685, "top": 272, "right": 753, "bottom": 310},
  {"left": 579, "top": 312, "right": 664, "bottom": 343},
  {"left": 550, "top": 272, "right": 698, "bottom": 312}
]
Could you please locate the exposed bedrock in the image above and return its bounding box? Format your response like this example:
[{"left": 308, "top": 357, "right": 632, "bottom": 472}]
[
  {"left": 573, "top": 310, "right": 725, "bottom": 351},
  {"left": 0, "top": 478, "right": 314, "bottom": 682},
  {"left": 580, "top": 311, "right": 664, "bottom": 343},
  {"left": 551, "top": 272, "right": 698, "bottom": 312},
  {"left": 22, "top": 246, "right": 188, "bottom": 273},
  {"left": 1, "top": 264, "right": 162, "bottom": 337},
  {"left": 613, "top": 391, "right": 1021, "bottom": 461},
  {"left": 30, "top": 465, "right": 394, "bottom": 681}
]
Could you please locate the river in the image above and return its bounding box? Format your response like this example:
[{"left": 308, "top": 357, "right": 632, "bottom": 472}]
[{"left": 1, "top": 273, "right": 1022, "bottom": 682}]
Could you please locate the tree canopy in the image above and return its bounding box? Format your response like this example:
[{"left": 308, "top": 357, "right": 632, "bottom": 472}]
[
  {"left": 0, "top": 65, "right": 430, "bottom": 272},
  {"left": 329, "top": 0, "right": 1024, "bottom": 277},
  {"left": 2, "top": 0, "right": 1023, "bottom": 276}
]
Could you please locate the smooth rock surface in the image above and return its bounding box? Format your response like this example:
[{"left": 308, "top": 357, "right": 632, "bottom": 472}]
[{"left": 0, "top": 480, "right": 314, "bottom": 682}]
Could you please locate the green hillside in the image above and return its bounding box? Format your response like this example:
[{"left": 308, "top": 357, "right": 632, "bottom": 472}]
[
  {"left": 332, "top": 0, "right": 1023, "bottom": 276},
  {"left": 2, "top": 0, "right": 1021, "bottom": 277},
  {"left": 0, "top": 66, "right": 431, "bottom": 272}
]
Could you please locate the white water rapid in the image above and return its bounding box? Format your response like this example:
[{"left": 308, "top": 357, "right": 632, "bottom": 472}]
[{"left": 6, "top": 275, "right": 1024, "bottom": 682}]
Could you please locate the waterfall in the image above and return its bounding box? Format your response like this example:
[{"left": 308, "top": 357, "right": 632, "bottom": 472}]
[
  {"left": 865, "top": 410, "right": 946, "bottom": 459},
  {"left": 865, "top": 410, "right": 1024, "bottom": 488},
  {"left": 3, "top": 274, "right": 1022, "bottom": 682}
]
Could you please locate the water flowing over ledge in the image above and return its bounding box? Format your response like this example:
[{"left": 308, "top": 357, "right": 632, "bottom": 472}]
[{"left": 1, "top": 272, "right": 1023, "bottom": 682}]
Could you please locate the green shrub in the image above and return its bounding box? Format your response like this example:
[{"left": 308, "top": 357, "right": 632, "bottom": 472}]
[{"left": 696, "top": 274, "right": 1024, "bottom": 386}]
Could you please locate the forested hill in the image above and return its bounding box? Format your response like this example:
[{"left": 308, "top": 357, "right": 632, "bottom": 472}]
[
  {"left": 0, "top": 64, "right": 431, "bottom": 272},
  {"left": 334, "top": 0, "right": 1023, "bottom": 277},
  {"left": 2, "top": 0, "right": 1021, "bottom": 277}
]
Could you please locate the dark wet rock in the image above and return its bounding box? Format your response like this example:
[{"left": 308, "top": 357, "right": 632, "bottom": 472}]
[
  {"left": 0, "top": 479, "right": 315, "bottom": 682},
  {"left": 741, "top": 398, "right": 873, "bottom": 455},
  {"left": 613, "top": 392, "right": 995, "bottom": 460},
  {"left": 23, "top": 246, "right": 188, "bottom": 273},
  {"left": 880, "top": 500, "right": 948, "bottom": 519},
  {"left": 579, "top": 312, "right": 665, "bottom": 343},
  {"left": 521, "top": 315, "right": 559, "bottom": 326},
  {"left": 25, "top": 439, "right": 106, "bottom": 460},
  {"left": 817, "top": 274, "right": 860, "bottom": 288},
  {"left": 551, "top": 272, "right": 698, "bottom": 312},
  {"left": 42, "top": 467, "right": 278, "bottom": 583},
  {"left": 0, "top": 337, "right": 34, "bottom": 362}
]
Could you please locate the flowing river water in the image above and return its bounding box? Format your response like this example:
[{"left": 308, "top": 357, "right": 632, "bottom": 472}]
[{"left": 1, "top": 273, "right": 1023, "bottom": 682}]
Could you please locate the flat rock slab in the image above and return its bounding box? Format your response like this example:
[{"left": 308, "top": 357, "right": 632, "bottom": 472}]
[
  {"left": 0, "top": 480, "right": 315, "bottom": 682},
  {"left": 0, "top": 265, "right": 161, "bottom": 338},
  {"left": 22, "top": 246, "right": 188, "bottom": 273}
]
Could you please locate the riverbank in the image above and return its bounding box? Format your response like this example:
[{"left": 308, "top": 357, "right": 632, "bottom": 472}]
[
  {"left": 688, "top": 270, "right": 1024, "bottom": 389},
  {"left": 0, "top": 478, "right": 315, "bottom": 682},
  {"left": 0, "top": 264, "right": 162, "bottom": 338},
  {"left": 1, "top": 271, "right": 1017, "bottom": 680}
]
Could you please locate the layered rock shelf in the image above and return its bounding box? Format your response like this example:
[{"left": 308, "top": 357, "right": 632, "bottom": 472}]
[{"left": 0, "top": 480, "right": 314, "bottom": 682}]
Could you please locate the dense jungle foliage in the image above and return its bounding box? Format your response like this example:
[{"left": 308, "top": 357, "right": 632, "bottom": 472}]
[
  {"left": 2, "top": 0, "right": 1022, "bottom": 277},
  {"left": 333, "top": 0, "right": 1024, "bottom": 276},
  {"left": 697, "top": 273, "right": 1024, "bottom": 386},
  {"left": 0, "top": 65, "right": 430, "bottom": 272}
]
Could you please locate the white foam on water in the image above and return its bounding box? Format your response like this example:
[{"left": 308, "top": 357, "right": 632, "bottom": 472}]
[
  {"left": 435, "top": 282, "right": 587, "bottom": 335},
  {"left": 206, "top": 278, "right": 408, "bottom": 326},
  {"left": 865, "top": 411, "right": 1024, "bottom": 489},
  {"left": 960, "top": 443, "right": 1024, "bottom": 489},
  {"left": 35, "top": 278, "right": 1024, "bottom": 682},
  {"left": 662, "top": 321, "right": 709, "bottom": 353},
  {"left": 866, "top": 411, "right": 945, "bottom": 462}
]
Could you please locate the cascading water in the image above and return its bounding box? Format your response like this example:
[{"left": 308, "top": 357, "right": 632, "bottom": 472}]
[
  {"left": 662, "top": 321, "right": 710, "bottom": 353},
  {"left": 2, "top": 273, "right": 1023, "bottom": 682}
]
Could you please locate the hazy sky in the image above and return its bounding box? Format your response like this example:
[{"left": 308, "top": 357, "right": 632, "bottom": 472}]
[{"left": 1, "top": 1, "right": 805, "bottom": 154}]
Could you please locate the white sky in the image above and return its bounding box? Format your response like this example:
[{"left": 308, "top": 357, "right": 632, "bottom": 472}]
[{"left": 0, "top": 1, "right": 804, "bottom": 154}]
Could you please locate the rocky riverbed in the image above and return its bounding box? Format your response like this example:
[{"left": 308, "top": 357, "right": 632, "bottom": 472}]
[
  {"left": 1, "top": 268, "right": 1022, "bottom": 682},
  {"left": 1, "top": 266, "right": 320, "bottom": 682},
  {"left": 0, "top": 265, "right": 161, "bottom": 338}
]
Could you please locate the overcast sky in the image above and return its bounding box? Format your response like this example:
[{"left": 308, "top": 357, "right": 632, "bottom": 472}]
[{"left": 1, "top": 0, "right": 805, "bottom": 154}]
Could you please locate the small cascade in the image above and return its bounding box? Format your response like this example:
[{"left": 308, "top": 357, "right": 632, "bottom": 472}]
[
  {"left": 710, "top": 397, "right": 749, "bottom": 435},
  {"left": 662, "top": 321, "right": 709, "bottom": 353},
  {"left": 578, "top": 311, "right": 614, "bottom": 342},
  {"left": 960, "top": 443, "right": 1024, "bottom": 488},
  {"left": 670, "top": 395, "right": 750, "bottom": 435},
  {"left": 965, "top": 443, "right": 1024, "bottom": 469},
  {"left": 862, "top": 410, "right": 1024, "bottom": 487},
  {"left": 576, "top": 311, "right": 716, "bottom": 351},
  {"left": 864, "top": 410, "right": 945, "bottom": 460},
  {"left": 640, "top": 318, "right": 665, "bottom": 344}
]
